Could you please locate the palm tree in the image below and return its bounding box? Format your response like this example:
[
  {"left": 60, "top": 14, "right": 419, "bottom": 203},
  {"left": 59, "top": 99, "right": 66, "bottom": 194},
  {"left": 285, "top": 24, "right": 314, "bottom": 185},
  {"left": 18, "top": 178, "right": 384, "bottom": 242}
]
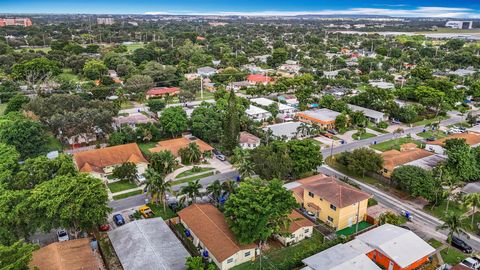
[
  {"left": 188, "top": 142, "right": 202, "bottom": 164},
  {"left": 437, "top": 212, "right": 468, "bottom": 254},
  {"left": 296, "top": 123, "right": 310, "bottom": 137},
  {"left": 221, "top": 180, "right": 237, "bottom": 195},
  {"left": 179, "top": 180, "right": 202, "bottom": 205},
  {"left": 206, "top": 180, "right": 223, "bottom": 205},
  {"left": 237, "top": 159, "right": 255, "bottom": 179},
  {"left": 144, "top": 168, "right": 172, "bottom": 212},
  {"left": 463, "top": 193, "right": 480, "bottom": 228}
]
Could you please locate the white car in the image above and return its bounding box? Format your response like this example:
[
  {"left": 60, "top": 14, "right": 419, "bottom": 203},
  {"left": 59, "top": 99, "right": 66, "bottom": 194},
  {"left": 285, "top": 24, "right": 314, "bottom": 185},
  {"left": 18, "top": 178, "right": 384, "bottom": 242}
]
[{"left": 57, "top": 229, "right": 69, "bottom": 242}]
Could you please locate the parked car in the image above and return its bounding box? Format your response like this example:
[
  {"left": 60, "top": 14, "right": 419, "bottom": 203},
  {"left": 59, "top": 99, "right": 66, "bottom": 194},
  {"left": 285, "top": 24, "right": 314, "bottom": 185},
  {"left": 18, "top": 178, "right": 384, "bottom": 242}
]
[
  {"left": 139, "top": 205, "right": 154, "bottom": 218},
  {"left": 57, "top": 229, "right": 69, "bottom": 242},
  {"left": 213, "top": 149, "right": 226, "bottom": 161},
  {"left": 113, "top": 214, "right": 125, "bottom": 226},
  {"left": 327, "top": 129, "right": 338, "bottom": 135},
  {"left": 460, "top": 257, "right": 480, "bottom": 269},
  {"left": 98, "top": 224, "right": 110, "bottom": 232},
  {"left": 426, "top": 136, "right": 436, "bottom": 142},
  {"left": 451, "top": 236, "right": 473, "bottom": 253},
  {"left": 136, "top": 173, "right": 146, "bottom": 184}
]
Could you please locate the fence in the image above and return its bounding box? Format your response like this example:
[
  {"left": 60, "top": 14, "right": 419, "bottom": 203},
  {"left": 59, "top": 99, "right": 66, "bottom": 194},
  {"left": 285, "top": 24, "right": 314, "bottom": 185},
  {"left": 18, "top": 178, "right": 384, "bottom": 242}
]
[{"left": 168, "top": 219, "right": 200, "bottom": 256}]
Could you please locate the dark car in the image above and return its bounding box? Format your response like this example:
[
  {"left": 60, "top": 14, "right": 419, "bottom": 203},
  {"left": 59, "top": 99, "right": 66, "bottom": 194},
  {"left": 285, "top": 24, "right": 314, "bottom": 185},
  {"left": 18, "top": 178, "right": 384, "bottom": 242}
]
[
  {"left": 327, "top": 129, "right": 338, "bottom": 135},
  {"left": 113, "top": 214, "right": 125, "bottom": 226},
  {"left": 213, "top": 149, "right": 226, "bottom": 161},
  {"left": 426, "top": 136, "right": 436, "bottom": 142},
  {"left": 451, "top": 236, "right": 473, "bottom": 253}
]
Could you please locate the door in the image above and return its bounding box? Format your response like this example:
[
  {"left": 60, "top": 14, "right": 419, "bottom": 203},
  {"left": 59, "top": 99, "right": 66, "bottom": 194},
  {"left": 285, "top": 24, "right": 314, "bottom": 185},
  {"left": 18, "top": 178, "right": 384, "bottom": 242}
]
[{"left": 388, "top": 261, "right": 394, "bottom": 270}]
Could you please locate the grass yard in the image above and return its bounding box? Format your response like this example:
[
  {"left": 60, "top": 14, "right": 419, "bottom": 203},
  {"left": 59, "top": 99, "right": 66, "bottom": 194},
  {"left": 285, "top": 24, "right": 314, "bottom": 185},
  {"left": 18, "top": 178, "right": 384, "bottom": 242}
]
[
  {"left": 107, "top": 180, "right": 138, "bottom": 193},
  {"left": 147, "top": 202, "right": 177, "bottom": 220},
  {"left": 425, "top": 200, "right": 479, "bottom": 233},
  {"left": 195, "top": 90, "right": 215, "bottom": 101},
  {"left": 336, "top": 221, "right": 373, "bottom": 236},
  {"left": 325, "top": 156, "right": 385, "bottom": 188},
  {"left": 45, "top": 136, "right": 63, "bottom": 152},
  {"left": 138, "top": 142, "right": 157, "bottom": 155},
  {"left": 352, "top": 132, "right": 376, "bottom": 140},
  {"left": 125, "top": 42, "right": 145, "bottom": 52},
  {"left": 416, "top": 130, "right": 447, "bottom": 140},
  {"left": 428, "top": 238, "right": 443, "bottom": 249},
  {"left": 0, "top": 103, "right": 6, "bottom": 115},
  {"left": 440, "top": 246, "right": 468, "bottom": 265},
  {"left": 175, "top": 167, "right": 214, "bottom": 179},
  {"left": 171, "top": 171, "right": 216, "bottom": 185},
  {"left": 370, "top": 137, "right": 422, "bottom": 152},
  {"left": 112, "top": 190, "right": 142, "bottom": 200},
  {"left": 413, "top": 115, "right": 448, "bottom": 127}
]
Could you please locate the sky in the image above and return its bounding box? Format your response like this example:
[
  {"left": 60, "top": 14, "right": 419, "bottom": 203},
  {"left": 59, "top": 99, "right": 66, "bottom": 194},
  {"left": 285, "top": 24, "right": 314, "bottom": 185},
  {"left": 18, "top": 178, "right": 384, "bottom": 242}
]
[{"left": 1, "top": 0, "right": 480, "bottom": 18}]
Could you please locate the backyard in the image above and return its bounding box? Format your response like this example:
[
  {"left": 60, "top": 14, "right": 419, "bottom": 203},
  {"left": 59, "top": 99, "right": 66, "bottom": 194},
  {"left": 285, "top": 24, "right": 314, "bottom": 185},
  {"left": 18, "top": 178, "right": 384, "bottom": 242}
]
[
  {"left": 336, "top": 221, "right": 373, "bottom": 236},
  {"left": 370, "top": 137, "right": 422, "bottom": 152}
]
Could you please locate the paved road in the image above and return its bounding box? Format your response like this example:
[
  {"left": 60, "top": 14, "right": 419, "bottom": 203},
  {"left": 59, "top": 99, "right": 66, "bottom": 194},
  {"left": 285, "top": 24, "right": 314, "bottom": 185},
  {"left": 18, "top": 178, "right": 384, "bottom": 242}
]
[
  {"left": 109, "top": 170, "right": 239, "bottom": 212},
  {"left": 319, "top": 165, "right": 480, "bottom": 252},
  {"left": 321, "top": 114, "right": 467, "bottom": 157}
]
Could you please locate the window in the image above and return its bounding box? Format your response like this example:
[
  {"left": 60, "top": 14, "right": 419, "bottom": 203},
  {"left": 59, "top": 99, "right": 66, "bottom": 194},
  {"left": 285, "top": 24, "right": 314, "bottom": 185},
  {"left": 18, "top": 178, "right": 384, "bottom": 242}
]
[
  {"left": 308, "top": 191, "right": 314, "bottom": 198},
  {"left": 327, "top": 216, "right": 334, "bottom": 222},
  {"left": 383, "top": 168, "right": 388, "bottom": 173},
  {"left": 245, "top": 251, "right": 251, "bottom": 257},
  {"left": 304, "top": 228, "right": 310, "bottom": 233},
  {"left": 330, "top": 204, "right": 337, "bottom": 211},
  {"left": 227, "top": 258, "right": 234, "bottom": 264}
]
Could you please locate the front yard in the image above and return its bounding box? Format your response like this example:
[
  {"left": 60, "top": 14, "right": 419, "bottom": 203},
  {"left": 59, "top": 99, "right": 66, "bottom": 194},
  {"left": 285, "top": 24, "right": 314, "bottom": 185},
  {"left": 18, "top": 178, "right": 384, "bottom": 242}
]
[
  {"left": 428, "top": 238, "right": 468, "bottom": 265},
  {"left": 147, "top": 202, "right": 177, "bottom": 220},
  {"left": 425, "top": 200, "right": 480, "bottom": 233},
  {"left": 107, "top": 180, "right": 138, "bottom": 193},
  {"left": 416, "top": 130, "right": 447, "bottom": 139},
  {"left": 352, "top": 132, "right": 376, "bottom": 140},
  {"left": 112, "top": 190, "right": 142, "bottom": 200},
  {"left": 171, "top": 171, "right": 216, "bottom": 185},
  {"left": 175, "top": 167, "right": 214, "bottom": 178},
  {"left": 370, "top": 137, "right": 422, "bottom": 152}
]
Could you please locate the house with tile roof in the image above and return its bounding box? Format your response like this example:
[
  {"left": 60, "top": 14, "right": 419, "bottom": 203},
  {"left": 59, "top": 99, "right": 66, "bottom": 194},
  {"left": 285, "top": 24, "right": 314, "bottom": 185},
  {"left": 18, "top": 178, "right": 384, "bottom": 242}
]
[
  {"left": 149, "top": 136, "right": 214, "bottom": 157},
  {"left": 425, "top": 132, "right": 480, "bottom": 155},
  {"left": 381, "top": 144, "right": 433, "bottom": 178},
  {"left": 146, "top": 87, "right": 181, "bottom": 99},
  {"left": 73, "top": 143, "right": 148, "bottom": 180},
  {"left": 178, "top": 204, "right": 258, "bottom": 270},
  {"left": 292, "top": 174, "right": 372, "bottom": 231},
  {"left": 275, "top": 210, "right": 315, "bottom": 246},
  {"left": 247, "top": 74, "right": 272, "bottom": 85},
  {"left": 239, "top": 131, "right": 261, "bottom": 149}
]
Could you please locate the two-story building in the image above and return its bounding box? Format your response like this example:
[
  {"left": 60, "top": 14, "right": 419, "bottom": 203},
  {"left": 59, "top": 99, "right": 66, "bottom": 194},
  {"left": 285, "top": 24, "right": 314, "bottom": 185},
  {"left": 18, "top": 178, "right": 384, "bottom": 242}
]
[
  {"left": 291, "top": 174, "right": 371, "bottom": 231},
  {"left": 296, "top": 109, "right": 340, "bottom": 130},
  {"left": 73, "top": 143, "right": 148, "bottom": 180}
]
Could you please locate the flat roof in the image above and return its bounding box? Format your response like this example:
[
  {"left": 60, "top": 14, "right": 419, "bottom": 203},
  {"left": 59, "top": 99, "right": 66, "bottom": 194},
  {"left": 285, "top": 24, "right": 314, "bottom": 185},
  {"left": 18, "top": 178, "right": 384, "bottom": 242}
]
[
  {"left": 250, "top": 97, "right": 295, "bottom": 112},
  {"left": 108, "top": 218, "right": 190, "bottom": 270},
  {"left": 348, "top": 104, "right": 386, "bottom": 119},
  {"left": 298, "top": 109, "right": 340, "bottom": 122},
  {"left": 403, "top": 154, "right": 446, "bottom": 170},
  {"left": 462, "top": 182, "right": 480, "bottom": 194},
  {"left": 246, "top": 104, "right": 270, "bottom": 115},
  {"left": 264, "top": 121, "right": 305, "bottom": 139}
]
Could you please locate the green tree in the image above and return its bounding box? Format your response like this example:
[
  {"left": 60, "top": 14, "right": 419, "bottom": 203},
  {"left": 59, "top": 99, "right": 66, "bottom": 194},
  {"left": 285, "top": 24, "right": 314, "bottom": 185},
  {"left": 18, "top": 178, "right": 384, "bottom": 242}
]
[
  {"left": 0, "top": 240, "right": 39, "bottom": 270},
  {"left": 224, "top": 178, "right": 298, "bottom": 244},
  {"left": 445, "top": 138, "right": 478, "bottom": 182},
  {"left": 125, "top": 75, "right": 154, "bottom": 97},
  {"left": 0, "top": 143, "right": 20, "bottom": 181},
  {"left": 206, "top": 180, "right": 223, "bottom": 206},
  {"left": 287, "top": 139, "right": 323, "bottom": 178},
  {"left": 0, "top": 188, "right": 33, "bottom": 245},
  {"left": 28, "top": 174, "right": 111, "bottom": 237},
  {"left": 159, "top": 106, "right": 188, "bottom": 138},
  {"left": 11, "top": 58, "right": 61, "bottom": 94},
  {"left": 463, "top": 193, "right": 480, "bottom": 228},
  {"left": 112, "top": 162, "right": 138, "bottom": 183},
  {"left": 335, "top": 113, "right": 349, "bottom": 131},
  {"left": 149, "top": 150, "right": 177, "bottom": 175},
  {"left": 222, "top": 90, "right": 240, "bottom": 154},
  {"left": 83, "top": 59, "right": 108, "bottom": 80},
  {"left": 179, "top": 180, "right": 202, "bottom": 205},
  {"left": 250, "top": 141, "right": 293, "bottom": 180},
  {"left": 185, "top": 256, "right": 204, "bottom": 270},
  {"left": 347, "top": 148, "right": 384, "bottom": 178},
  {"left": 191, "top": 103, "right": 223, "bottom": 143},
  {"left": 4, "top": 94, "right": 29, "bottom": 114},
  {"left": 391, "top": 165, "right": 436, "bottom": 201},
  {"left": 0, "top": 118, "right": 48, "bottom": 159},
  {"left": 437, "top": 212, "right": 468, "bottom": 254},
  {"left": 146, "top": 99, "right": 166, "bottom": 113},
  {"left": 378, "top": 212, "right": 403, "bottom": 225},
  {"left": 145, "top": 168, "right": 172, "bottom": 212}
]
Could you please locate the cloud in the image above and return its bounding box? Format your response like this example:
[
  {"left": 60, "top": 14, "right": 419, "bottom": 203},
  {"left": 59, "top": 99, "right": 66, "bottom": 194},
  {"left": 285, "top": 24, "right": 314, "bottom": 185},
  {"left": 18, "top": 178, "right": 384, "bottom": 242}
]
[{"left": 145, "top": 6, "right": 480, "bottom": 18}]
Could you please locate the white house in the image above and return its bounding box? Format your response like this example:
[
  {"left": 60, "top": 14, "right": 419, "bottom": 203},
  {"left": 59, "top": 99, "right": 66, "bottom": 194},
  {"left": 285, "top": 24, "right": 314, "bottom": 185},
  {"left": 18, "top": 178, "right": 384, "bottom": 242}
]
[
  {"left": 250, "top": 97, "right": 297, "bottom": 116},
  {"left": 239, "top": 131, "right": 261, "bottom": 149},
  {"left": 275, "top": 210, "right": 314, "bottom": 246},
  {"left": 348, "top": 104, "right": 388, "bottom": 124},
  {"left": 197, "top": 67, "right": 218, "bottom": 77},
  {"left": 246, "top": 105, "right": 272, "bottom": 122}
]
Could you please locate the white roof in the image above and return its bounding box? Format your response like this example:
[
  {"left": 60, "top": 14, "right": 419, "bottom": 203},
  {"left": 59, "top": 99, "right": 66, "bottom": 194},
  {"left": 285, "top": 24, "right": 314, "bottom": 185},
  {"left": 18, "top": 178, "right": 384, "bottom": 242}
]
[
  {"left": 356, "top": 224, "right": 435, "bottom": 268},
  {"left": 403, "top": 154, "right": 447, "bottom": 170},
  {"left": 250, "top": 97, "right": 296, "bottom": 112},
  {"left": 300, "top": 109, "right": 340, "bottom": 122},
  {"left": 246, "top": 105, "right": 270, "bottom": 116},
  {"left": 369, "top": 81, "right": 395, "bottom": 89},
  {"left": 108, "top": 218, "right": 190, "bottom": 270},
  {"left": 264, "top": 121, "right": 305, "bottom": 139},
  {"left": 302, "top": 240, "right": 379, "bottom": 270},
  {"left": 348, "top": 104, "right": 386, "bottom": 120}
]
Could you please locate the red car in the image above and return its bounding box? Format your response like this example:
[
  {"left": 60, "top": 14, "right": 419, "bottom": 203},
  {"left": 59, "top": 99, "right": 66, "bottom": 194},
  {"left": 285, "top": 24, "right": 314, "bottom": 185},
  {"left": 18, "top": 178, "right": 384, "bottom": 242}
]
[{"left": 99, "top": 224, "right": 110, "bottom": 232}]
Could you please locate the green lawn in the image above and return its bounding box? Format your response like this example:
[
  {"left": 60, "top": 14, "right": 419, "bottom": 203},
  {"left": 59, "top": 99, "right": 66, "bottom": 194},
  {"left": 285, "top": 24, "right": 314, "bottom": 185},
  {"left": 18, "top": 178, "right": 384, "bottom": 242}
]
[
  {"left": 416, "top": 130, "right": 447, "bottom": 139},
  {"left": 428, "top": 238, "right": 443, "bottom": 249},
  {"left": 45, "top": 136, "right": 63, "bottom": 152},
  {"left": 125, "top": 42, "right": 145, "bottom": 52},
  {"left": 112, "top": 190, "right": 142, "bottom": 200},
  {"left": 0, "top": 103, "right": 6, "bottom": 115},
  {"left": 138, "top": 142, "right": 157, "bottom": 155},
  {"left": 440, "top": 246, "right": 468, "bottom": 265},
  {"left": 325, "top": 157, "right": 386, "bottom": 188},
  {"left": 147, "top": 202, "right": 177, "bottom": 220},
  {"left": 413, "top": 116, "right": 448, "bottom": 127},
  {"left": 171, "top": 171, "right": 215, "bottom": 185},
  {"left": 352, "top": 132, "right": 376, "bottom": 140},
  {"left": 195, "top": 90, "right": 215, "bottom": 101},
  {"left": 425, "top": 200, "right": 479, "bottom": 233},
  {"left": 107, "top": 180, "right": 138, "bottom": 193},
  {"left": 370, "top": 137, "right": 422, "bottom": 152},
  {"left": 176, "top": 167, "right": 214, "bottom": 179},
  {"left": 337, "top": 221, "right": 373, "bottom": 236}
]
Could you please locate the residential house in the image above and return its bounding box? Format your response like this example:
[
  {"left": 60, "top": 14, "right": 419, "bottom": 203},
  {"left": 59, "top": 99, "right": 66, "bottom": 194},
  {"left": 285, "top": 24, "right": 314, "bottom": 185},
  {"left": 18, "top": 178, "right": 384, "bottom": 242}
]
[
  {"left": 275, "top": 210, "right": 315, "bottom": 246},
  {"left": 108, "top": 218, "right": 190, "bottom": 270},
  {"left": 323, "top": 87, "right": 357, "bottom": 98},
  {"left": 149, "top": 136, "right": 214, "bottom": 157},
  {"left": 425, "top": 132, "right": 480, "bottom": 154},
  {"left": 253, "top": 54, "right": 270, "bottom": 63},
  {"left": 449, "top": 68, "right": 476, "bottom": 77},
  {"left": 323, "top": 70, "right": 339, "bottom": 79},
  {"left": 30, "top": 238, "right": 101, "bottom": 270},
  {"left": 146, "top": 87, "right": 181, "bottom": 99},
  {"left": 108, "top": 70, "right": 122, "bottom": 84},
  {"left": 250, "top": 97, "right": 297, "bottom": 116},
  {"left": 356, "top": 224, "right": 435, "bottom": 270},
  {"left": 291, "top": 174, "right": 372, "bottom": 231},
  {"left": 227, "top": 81, "right": 250, "bottom": 91},
  {"left": 239, "top": 131, "right": 261, "bottom": 149},
  {"left": 264, "top": 122, "right": 309, "bottom": 141},
  {"left": 197, "top": 66, "right": 218, "bottom": 77},
  {"left": 348, "top": 104, "right": 388, "bottom": 124},
  {"left": 178, "top": 204, "right": 258, "bottom": 270},
  {"left": 247, "top": 74, "right": 272, "bottom": 85},
  {"left": 184, "top": 73, "right": 200, "bottom": 80},
  {"left": 461, "top": 182, "right": 480, "bottom": 195},
  {"left": 246, "top": 105, "right": 272, "bottom": 122},
  {"left": 242, "top": 64, "right": 265, "bottom": 74},
  {"left": 369, "top": 80, "right": 395, "bottom": 90},
  {"left": 381, "top": 145, "right": 433, "bottom": 178},
  {"left": 113, "top": 113, "right": 155, "bottom": 130},
  {"left": 277, "top": 62, "right": 301, "bottom": 77},
  {"left": 403, "top": 154, "right": 447, "bottom": 171},
  {"left": 301, "top": 239, "right": 381, "bottom": 270},
  {"left": 73, "top": 143, "right": 148, "bottom": 180},
  {"left": 297, "top": 109, "right": 340, "bottom": 129}
]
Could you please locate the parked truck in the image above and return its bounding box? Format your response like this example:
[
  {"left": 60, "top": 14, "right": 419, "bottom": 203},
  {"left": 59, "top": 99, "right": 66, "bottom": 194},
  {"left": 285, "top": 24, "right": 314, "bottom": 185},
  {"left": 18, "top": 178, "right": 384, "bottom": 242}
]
[{"left": 139, "top": 205, "right": 154, "bottom": 218}]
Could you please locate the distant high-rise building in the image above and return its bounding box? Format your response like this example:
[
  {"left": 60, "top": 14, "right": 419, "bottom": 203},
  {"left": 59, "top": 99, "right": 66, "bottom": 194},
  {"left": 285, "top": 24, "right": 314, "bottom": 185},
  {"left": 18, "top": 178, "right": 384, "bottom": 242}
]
[
  {"left": 445, "top": 20, "right": 473, "bottom": 30},
  {"left": 97, "top": 17, "right": 114, "bottom": 25},
  {"left": 0, "top": 18, "right": 32, "bottom": 27}
]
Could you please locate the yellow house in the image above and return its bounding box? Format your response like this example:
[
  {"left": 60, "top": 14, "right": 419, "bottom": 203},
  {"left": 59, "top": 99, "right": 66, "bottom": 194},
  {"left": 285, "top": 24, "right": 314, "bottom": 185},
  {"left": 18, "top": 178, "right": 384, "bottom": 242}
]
[{"left": 292, "top": 174, "right": 372, "bottom": 231}]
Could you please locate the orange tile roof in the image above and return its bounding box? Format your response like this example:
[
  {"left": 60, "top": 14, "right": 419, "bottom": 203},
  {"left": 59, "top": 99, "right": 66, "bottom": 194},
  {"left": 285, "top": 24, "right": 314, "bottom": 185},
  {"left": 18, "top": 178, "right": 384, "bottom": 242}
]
[
  {"left": 300, "top": 174, "right": 372, "bottom": 208},
  {"left": 428, "top": 132, "right": 480, "bottom": 146},
  {"left": 73, "top": 143, "right": 147, "bottom": 173},
  {"left": 29, "top": 238, "right": 99, "bottom": 270},
  {"left": 284, "top": 210, "right": 315, "bottom": 233},
  {"left": 291, "top": 186, "right": 304, "bottom": 204},
  {"left": 382, "top": 148, "right": 433, "bottom": 172},
  {"left": 149, "top": 137, "right": 214, "bottom": 157},
  {"left": 178, "top": 204, "right": 256, "bottom": 262},
  {"left": 239, "top": 131, "right": 260, "bottom": 144}
]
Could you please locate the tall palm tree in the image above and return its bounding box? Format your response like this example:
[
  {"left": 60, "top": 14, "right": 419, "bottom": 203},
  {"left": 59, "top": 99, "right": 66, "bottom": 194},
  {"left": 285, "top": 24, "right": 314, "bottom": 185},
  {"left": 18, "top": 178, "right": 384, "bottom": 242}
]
[
  {"left": 144, "top": 168, "right": 172, "bottom": 212},
  {"left": 188, "top": 142, "right": 202, "bottom": 164},
  {"left": 206, "top": 180, "right": 223, "bottom": 205},
  {"left": 221, "top": 180, "right": 237, "bottom": 196},
  {"left": 463, "top": 193, "right": 480, "bottom": 228},
  {"left": 437, "top": 212, "right": 468, "bottom": 254},
  {"left": 179, "top": 180, "right": 202, "bottom": 205},
  {"left": 237, "top": 159, "right": 255, "bottom": 179}
]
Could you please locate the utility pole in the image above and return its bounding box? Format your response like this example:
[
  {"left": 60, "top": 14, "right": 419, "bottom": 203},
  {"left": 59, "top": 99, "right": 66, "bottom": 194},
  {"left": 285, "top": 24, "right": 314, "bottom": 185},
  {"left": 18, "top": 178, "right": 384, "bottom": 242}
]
[{"left": 200, "top": 76, "right": 204, "bottom": 100}]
